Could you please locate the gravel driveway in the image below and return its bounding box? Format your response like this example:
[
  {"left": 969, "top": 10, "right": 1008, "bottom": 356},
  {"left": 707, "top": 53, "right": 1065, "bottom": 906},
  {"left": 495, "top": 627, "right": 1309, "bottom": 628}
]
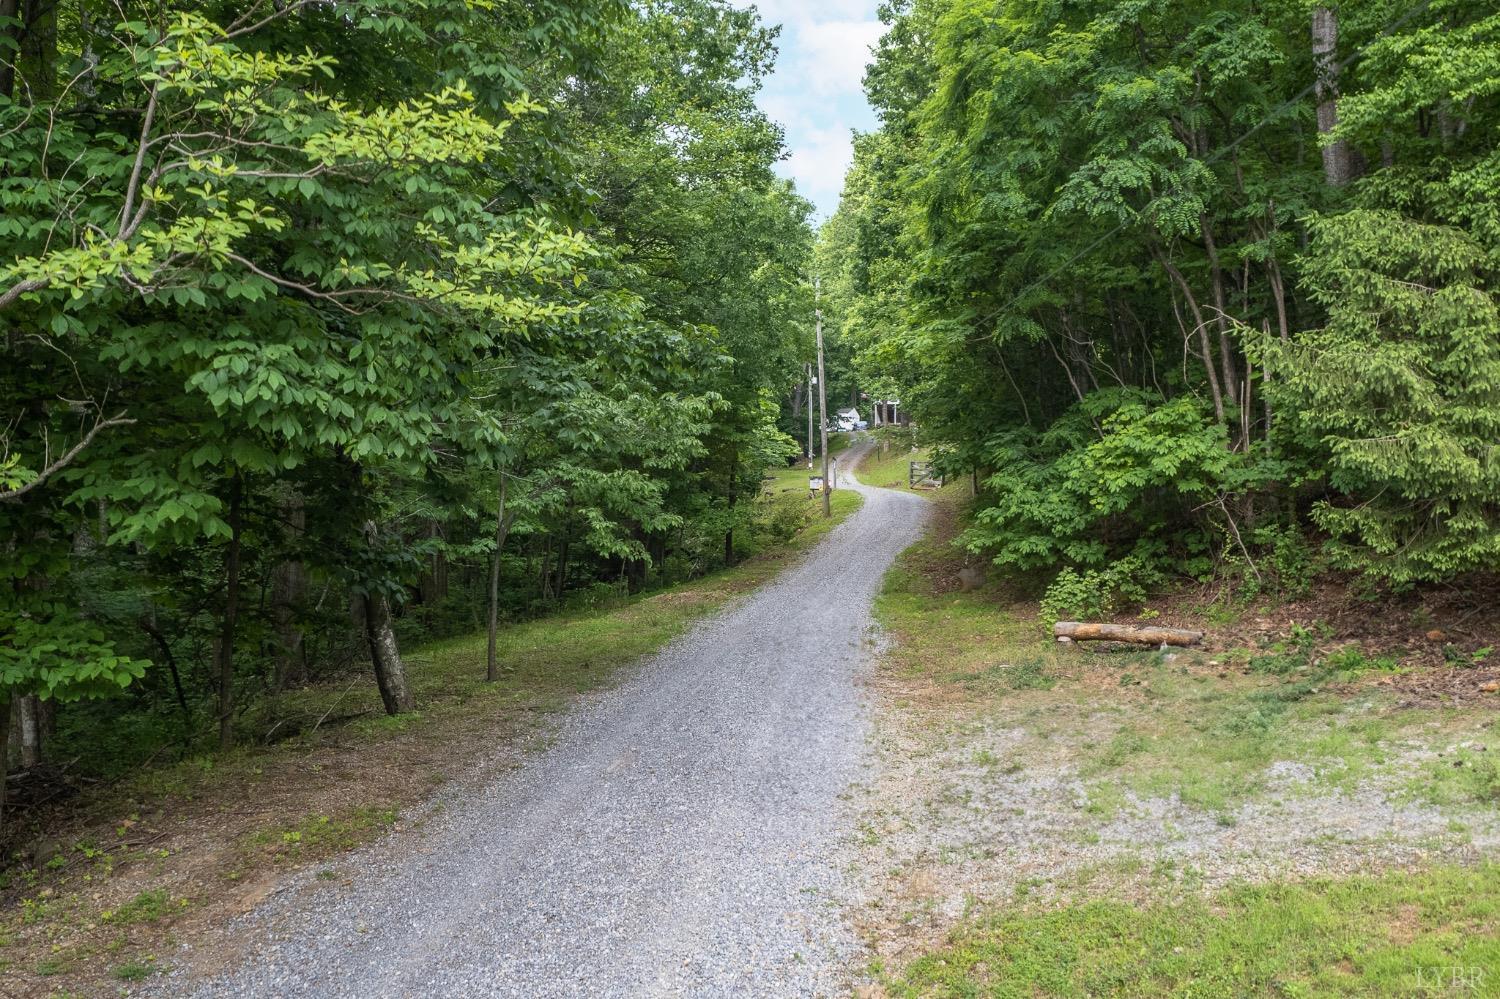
[{"left": 174, "top": 440, "right": 928, "bottom": 998}]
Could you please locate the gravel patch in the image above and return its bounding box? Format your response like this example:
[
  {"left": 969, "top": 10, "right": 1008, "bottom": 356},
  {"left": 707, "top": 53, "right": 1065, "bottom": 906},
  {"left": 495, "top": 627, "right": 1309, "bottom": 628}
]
[
  {"left": 855, "top": 706, "right": 1500, "bottom": 960},
  {"left": 156, "top": 442, "right": 929, "bottom": 998}
]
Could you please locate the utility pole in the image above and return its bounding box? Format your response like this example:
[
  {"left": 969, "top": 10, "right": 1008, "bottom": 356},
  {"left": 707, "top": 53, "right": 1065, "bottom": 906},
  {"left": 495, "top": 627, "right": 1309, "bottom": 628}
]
[
  {"left": 815, "top": 278, "right": 831, "bottom": 518},
  {"left": 806, "top": 362, "right": 815, "bottom": 467}
]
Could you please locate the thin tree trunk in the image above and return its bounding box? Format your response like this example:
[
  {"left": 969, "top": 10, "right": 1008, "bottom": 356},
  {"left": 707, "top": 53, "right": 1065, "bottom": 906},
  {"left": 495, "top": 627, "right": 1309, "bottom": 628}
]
[
  {"left": 995, "top": 350, "right": 1033, "bottom": 428},
  {"left": 271, "top": 494, "right": 307, "bottom": 690},
  {"left": 1157, "top": 248, "right": 1226, "bottom": 425},
  {"left": 1261, "top": 320, "right": 1274, "bottom": 443},
  {"left": 546, "top": 537, "right": 558, "bottom": 600},
  {"left": 139, "top": 611, "right": 191, "bottom": 723},
  {"left": 724, "top": 447, "right": 737, "bottom": 566},
  {"left": 1200, "top": 215, "right": 1241, "bottom": 419},
  {"left": 554, "top": 520, "right": 571, "bottom": 599},
  {"left": 0, "top": 691, "right": 10, "bottom": 828},
  {"left": 216, "top": 476, "right": 243, "bottom": 751},
  {"left": 1048, "top": 337, "right": 1089, "bottom": 409},
  {"left": 17, "top": 694, "right": 39, "bottom": 768},
  {"left": 419, "top": 519, "right": 448, "bottom": 607},
  {"left": 5, "top": 698, "right": 18, "bottom": 769},
  {"left": 486, "top": 472, "right": 510, "bottom": 683},
  {"left": 1267, "top": 257, "right": 1290, "bottom": 342}
]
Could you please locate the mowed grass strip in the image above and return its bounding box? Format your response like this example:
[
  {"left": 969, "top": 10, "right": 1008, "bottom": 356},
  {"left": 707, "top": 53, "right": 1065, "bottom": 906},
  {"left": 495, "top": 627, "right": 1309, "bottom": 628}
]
[{"left": 882, "top": 863, "right": 1500, "bottom": 998}]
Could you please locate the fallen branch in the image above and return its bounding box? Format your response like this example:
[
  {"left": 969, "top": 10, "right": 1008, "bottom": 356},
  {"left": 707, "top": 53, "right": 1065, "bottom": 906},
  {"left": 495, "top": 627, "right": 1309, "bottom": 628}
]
[{"left": 1054, "top": 621, "right": 1205, "bottom": 648}]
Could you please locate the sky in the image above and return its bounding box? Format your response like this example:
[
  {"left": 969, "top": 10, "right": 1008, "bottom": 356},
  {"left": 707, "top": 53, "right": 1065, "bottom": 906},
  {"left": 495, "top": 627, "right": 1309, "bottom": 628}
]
[{"left": 732, "top": 1, "right": 886, "bottom": 222}]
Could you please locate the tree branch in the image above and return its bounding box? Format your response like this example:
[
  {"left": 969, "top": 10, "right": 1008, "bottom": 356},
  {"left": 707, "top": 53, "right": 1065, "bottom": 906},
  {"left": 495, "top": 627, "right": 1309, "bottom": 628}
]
[{"left": 0, "top": 412, "right": 136, "bottom": 502}]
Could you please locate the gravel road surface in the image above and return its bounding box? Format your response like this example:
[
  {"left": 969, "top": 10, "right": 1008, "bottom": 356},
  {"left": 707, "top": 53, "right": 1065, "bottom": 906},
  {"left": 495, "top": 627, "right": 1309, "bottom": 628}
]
[{"left": 176, "top": 440, "right": 927, "bottom": 998}]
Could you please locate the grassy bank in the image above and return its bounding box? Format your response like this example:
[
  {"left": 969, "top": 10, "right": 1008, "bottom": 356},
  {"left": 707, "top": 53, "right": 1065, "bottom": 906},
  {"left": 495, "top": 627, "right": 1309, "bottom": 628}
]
[
  {"left": 856, "top": 443, "right": 931, "bottom": 493},
  {"left": 862, "top": 489, "right": 1500, "bottom": 997},
  {"left": 0, "top": 469, "right": 864, "bottom": 997}
]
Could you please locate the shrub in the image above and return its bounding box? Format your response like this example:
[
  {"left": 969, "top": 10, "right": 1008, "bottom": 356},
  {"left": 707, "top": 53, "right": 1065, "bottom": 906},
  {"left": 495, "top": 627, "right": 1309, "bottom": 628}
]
[{"left": 1040, "top": 553, "right": 1166, "bottom": 627}]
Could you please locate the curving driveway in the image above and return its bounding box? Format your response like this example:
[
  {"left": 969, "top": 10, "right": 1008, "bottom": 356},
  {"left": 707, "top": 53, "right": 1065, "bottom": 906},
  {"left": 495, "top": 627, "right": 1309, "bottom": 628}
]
[{"left": 179, "top": 440, "right": 928, "bottom": 998}]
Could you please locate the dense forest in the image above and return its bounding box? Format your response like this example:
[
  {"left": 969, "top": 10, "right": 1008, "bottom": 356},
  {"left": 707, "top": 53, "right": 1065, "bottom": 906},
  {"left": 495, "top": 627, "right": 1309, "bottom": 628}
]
[
  {"left": 0, "top": 0, "right": 826, "bottom": 820},
  {"left": 820, "top": 0, "right": 1500, "bottom": 620}
]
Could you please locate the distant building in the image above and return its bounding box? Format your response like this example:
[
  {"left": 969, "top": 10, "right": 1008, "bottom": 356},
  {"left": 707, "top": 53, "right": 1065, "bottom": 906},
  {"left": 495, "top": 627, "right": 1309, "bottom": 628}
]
[
  {"left": 869, "top": 399, "right": 909, "bottom": 426},
  {"left": 835, "top": 407, "right": 862, "bottom": 432}
]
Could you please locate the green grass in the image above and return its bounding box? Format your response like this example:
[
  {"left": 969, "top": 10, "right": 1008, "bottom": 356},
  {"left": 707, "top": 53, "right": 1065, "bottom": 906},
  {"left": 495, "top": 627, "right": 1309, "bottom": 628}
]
[
  {"left": 122, "top": 469, "right": 865, "bottom": 806},
  {"left": 874, "top": 521, "right": 1486, "bottom": 814},
  {"left": 1417, "top": 743, "right": 1500, "bottom": 807},
  {"left": 858, "top": 443, "right": 932, "bottom": 492},
  {"left": 99, "top": 890, "right": 171, "bottom": 927},
  {"left": 1076, "top": 669, "right": 1409, "bottom": 812},
  {"left": 110, "top": 960, "right": 155, "bottom": 982},
  {"left": 883, "top": 864, "right": 1500, "bottom": 997},
  {"left": 870, "top": 489, "right": 1500, "bottom": 996},
  {"left": 243, "top": 808, "right": 400, "bottom": 861}
]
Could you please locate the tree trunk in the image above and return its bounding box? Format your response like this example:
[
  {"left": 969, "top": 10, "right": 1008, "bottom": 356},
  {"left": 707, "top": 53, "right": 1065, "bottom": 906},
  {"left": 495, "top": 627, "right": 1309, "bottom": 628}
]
[
  {"left": 0, "top": 691, "right": 10, "bottom": 829},
  {"left": 1267, "top": 256, "right": 1290, "bottom": 342},
  {"left": 1312, "top": 6, "right": 1361, "bottom": 186},
  {"left": 5, "top": 699, "right": 16, "bottom": 769},
  {"left": 139, "top": 610, "right": 191, "bottom": 723},
  {"left": 0, "top": 0, "right": 20, "bottom": 102},
  {"left": 357, "top": 519, "right": 414, "bottom": 715},
  {"left": 724, "top": 446, "right": 738, "bottom": 566},
  {"left": 271, "top": 494, "right": 307, "bottom": 690},
  {"left": 554, "top": 521, "right": 571, "bottom": 599},
  {"left": 546, "top": 537, "right": 558, "bottom": 600},
  {"left": 18, "top": 0, "right": 56, "bottom": 101},
  {"left": 362, "top": 591, "right": 414, "bottom": 715},
  {"left": 486, "top": 472, "right": 510, "bottom": 683},
  {"left": 216, "top": 476, "right": 243, "bottom": 751},
  {"left": 17, "top": 694, "right": 40, "bottom": 768},
  {"left": 419, "top": 519, "right": 448, "bottom": 607},
  {"left": 1199, "top": 215, "right": 1241, "bottom": 424},
  {"left": 1157, "top": 248, "right": 1226, "bottom": 425}
]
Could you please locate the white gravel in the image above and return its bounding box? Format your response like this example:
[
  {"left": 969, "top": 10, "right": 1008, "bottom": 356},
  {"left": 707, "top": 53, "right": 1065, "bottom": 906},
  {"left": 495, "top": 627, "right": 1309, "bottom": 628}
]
[
  {"left": 856, "top": 709, "right": 1500, "bottom": 959},
  {"left": 163, "top": 441, "right": 928, "bottom": 998}
]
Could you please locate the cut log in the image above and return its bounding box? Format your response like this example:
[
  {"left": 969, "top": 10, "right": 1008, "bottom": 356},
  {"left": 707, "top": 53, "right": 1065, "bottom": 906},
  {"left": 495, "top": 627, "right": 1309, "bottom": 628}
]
[{"left": 1054, "top": 621, "right": 1204, "bottom": 648}]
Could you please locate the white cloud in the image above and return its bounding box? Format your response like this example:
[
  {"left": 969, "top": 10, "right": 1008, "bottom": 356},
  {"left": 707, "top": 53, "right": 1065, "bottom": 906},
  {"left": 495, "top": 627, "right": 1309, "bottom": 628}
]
[
  {"left": 778, "top": 125, "right": 856, "bottom": 213},
  {"left": 791, "top": 19, "right": 886, "bottom": 94},
  {"left": 731, "top": 1, "right": 886, "bottom": 218}
]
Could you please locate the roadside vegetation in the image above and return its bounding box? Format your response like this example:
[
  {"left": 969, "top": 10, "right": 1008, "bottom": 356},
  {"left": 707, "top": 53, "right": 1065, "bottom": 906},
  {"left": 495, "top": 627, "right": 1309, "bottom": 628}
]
[
  {"left": 859, "top": 489, "right": 1500, "bottom": 997},
  {"left": 0, "top": 472, "right": 861, "bottom": 997},
  {"left": 818, "top": 0, "right": 1500, "bottom": 632},
  {"left": 825, "top": 11, "right": 1500, "bottom": 985},
  {"left": 1, "top": 0, "right": 831, "bottom": 837},
  {"left": 891, "top": 864, "right": 1500, "bottom": 998}
]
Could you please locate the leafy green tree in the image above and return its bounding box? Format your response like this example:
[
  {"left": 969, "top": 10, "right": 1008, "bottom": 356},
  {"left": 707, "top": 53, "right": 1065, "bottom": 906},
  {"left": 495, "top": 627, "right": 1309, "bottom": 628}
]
[
  {"left": 826, "top": 0, "right": 1500, "bottom": 610},
  {"left": 1267, "top": 3, "right": 1500, "bottom": 584}
]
